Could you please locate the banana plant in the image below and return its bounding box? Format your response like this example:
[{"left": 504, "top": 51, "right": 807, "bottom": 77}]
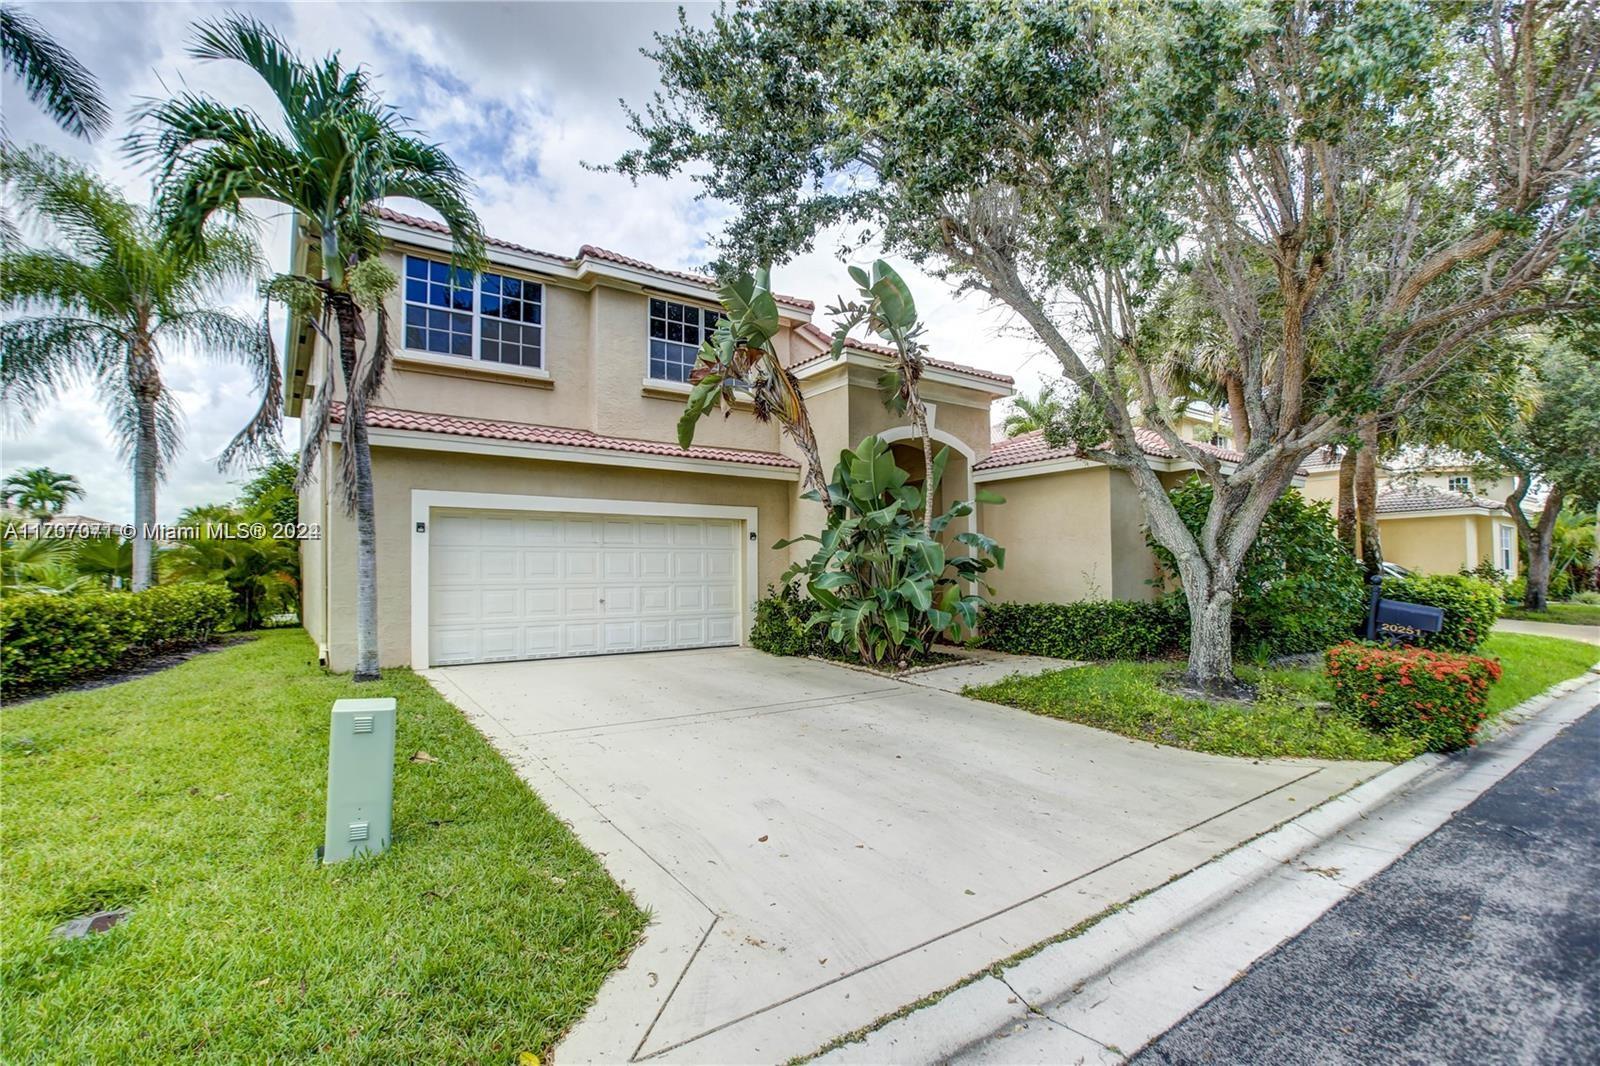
[
  {"left": 677, "top": 267, "right": 832, "bottom": 504},
  {"left": 778, "top": 435, "right": 1004, "bottom": 666},
  {"left": 827, "top": 260, "right": 936, "bottom": 530}
]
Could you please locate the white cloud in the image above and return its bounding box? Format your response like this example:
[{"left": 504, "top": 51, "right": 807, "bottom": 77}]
[{"left": 2, "top": 0, "right": 1049, "bottom": 523}]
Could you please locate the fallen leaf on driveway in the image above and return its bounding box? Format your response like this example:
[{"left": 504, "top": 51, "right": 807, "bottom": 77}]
[
  {"left": 757, "top": 835, "right": 769, "bottom": 843},
  {"left": 409, "top": 750, "right": 439, "bottom": 764}
]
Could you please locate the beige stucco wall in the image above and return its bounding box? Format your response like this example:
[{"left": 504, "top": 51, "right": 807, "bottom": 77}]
[
  {"left": 976, "top": 466, "right": 1161, "bottom": 604},
  {"left": 1301, "top": 467, "right": 1340, "bottom": 504},
  {"left": 1374, "top": 513, "right": 1513, "bottom": 577}
]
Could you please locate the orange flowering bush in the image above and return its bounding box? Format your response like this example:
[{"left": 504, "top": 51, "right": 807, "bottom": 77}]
[{"left": 1325, "top": 642, "right": 1502, "bottom": 752}]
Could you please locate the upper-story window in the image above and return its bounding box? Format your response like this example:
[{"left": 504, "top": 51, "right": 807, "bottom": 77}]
[
  {"left": 1447, "top": 475, "right": 1470, "bottom": 494},
  {"left": 402, "top": 254, "right": 543, "bottom": 369},
  {"left": 479, "top": 272, "right": 542, "bottom": 367},
  {"left": 648, "top": 297, "right": 722, "bottom": 383}
]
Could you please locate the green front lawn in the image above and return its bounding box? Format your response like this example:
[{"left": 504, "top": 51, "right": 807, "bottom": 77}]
[
  {"left": 967, "top": 632, "right": 1597, "bottom": 763},
  {"left": 1500, "top": 601, "right": 1600, "bottom": 627},
  {"left": 1, "top": 629, "right": 644, "bottom": 1063}
]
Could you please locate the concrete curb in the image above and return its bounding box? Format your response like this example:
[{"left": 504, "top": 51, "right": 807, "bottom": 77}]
[{"left": 813, "top": 662, "right": 1600, "bottom": 1064}]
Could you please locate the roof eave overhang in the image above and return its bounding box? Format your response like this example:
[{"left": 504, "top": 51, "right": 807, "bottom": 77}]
[{"left": 333, "top": 423, "right": 802, "bottom": 482}]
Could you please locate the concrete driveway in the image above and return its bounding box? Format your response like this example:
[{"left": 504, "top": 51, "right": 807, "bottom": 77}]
[{"left": 426, "top": 648, "right": 1383, "bottom": 1064}]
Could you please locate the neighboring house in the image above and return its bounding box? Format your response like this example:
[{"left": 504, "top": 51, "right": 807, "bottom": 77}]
[
  {"left": 288, "top": 209, "right": 1013, "bottom": 670},
  {"left": 1301, "top": 459, "right": 1520, "bottom": 577}
]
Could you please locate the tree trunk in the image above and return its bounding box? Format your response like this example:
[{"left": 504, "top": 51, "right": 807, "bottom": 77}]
[
  {"left": 1225, "top": 375, "right": 1250, "bottom": 451},
  {"left": 1185, "top": 580, "right": 1235, "bottom": 689},
  {"left": 129, "top": 335, "right": 160, "bottom": 592},
  {"left": 1336, "top": 446, "right": 1357, "bottom": 553},
  {"left": 1517, "top": 488, "right": 1564, "bottom": 612},
  {"left": 331, "top": 293, "right": 382, "bottom": 682},
  {"left": 1355, "top": 419, "right": 1382, "bottom": 577}
]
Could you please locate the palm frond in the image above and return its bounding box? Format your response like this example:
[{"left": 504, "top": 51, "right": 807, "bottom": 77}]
[
  {"left": 0, "top": 8, "right": 110, "bottom": 138},
  {"left": 0, "top": 144, "right": 142, "bottom": 266},
  {"left": 0, "top": 315, "right": 121, "bottom": 420},
  {"left": 95, "top": 364, "right": 186, "bottom": 477},
  {"left": 0, "top": 249, "right": 107, "bottom": 317}
]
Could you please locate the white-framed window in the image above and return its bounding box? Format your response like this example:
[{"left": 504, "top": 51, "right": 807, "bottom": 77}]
[
  {"left": 402, "top": 254, "right": 543, "bottom": 369},
  {"left": 1447, "top": 475, "right": 1471, "bottom": 494},
  {"left": 648, "top": 296, "right": 722, "bottom": 383},
  {"left": 1498, "top": 524, "right": 1514, "bottom": 572}
]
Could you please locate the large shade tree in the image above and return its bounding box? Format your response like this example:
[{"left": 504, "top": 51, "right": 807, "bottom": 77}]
[
  {"left": 1477, "top": 341, "right": 1600, "bottom": 609},
  {"left": 0, "top": 6, "right": 109, "bottom": 139},
  {"left": 0, "top": 146, "right": 270, "bottom": 590},
  {"left": 617, "top": 0, "right": 1600, "bottom": 690},
  {"left": 134, "top": 14, "right": 485, "bottom": 680}
]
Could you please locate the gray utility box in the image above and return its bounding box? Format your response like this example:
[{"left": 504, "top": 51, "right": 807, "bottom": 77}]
[{"left": 323, "top": 698, "right": 396, "bottom": 864}]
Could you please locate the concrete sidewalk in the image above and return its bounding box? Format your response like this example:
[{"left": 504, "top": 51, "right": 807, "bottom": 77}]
[
  {"left": 1135, "top": 698, "right": 1600, "bottom": 1064},
  {"left": 1495, "top": 617, "right": 1600, "bottom": 645},
  {"left": 824, "top": 665, "right": 1598, "bottom": 1065},
  {"left": 425, "top": 647, "right": 1382, "bottom": 1064}
]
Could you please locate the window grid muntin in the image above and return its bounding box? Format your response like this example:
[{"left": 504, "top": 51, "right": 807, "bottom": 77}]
[
  {"left": 479, "top": 271, "right": 543, "bottom": 368},
  {"left": 403, "top": 254, "right": 545, "bottom": 370},
  {"left": 648, "top": 297, "right": 723, "bottom": 383},
  {"left": 404, "top": 255, "right": 474, "bottom": 357},
  {"left": 1447, "top": 475, "right": 1470, "bottom": 494}
]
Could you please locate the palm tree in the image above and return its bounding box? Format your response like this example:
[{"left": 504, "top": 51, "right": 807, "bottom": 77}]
[
  {"left": 1, "top": 466, "right": 83, "bottom": 518},
  {"left": 1002, "top": 386, "right": 1066, "bottom": 438},
  {"left": 0, "top": 145, "right": 271, "bottom": 592},
  {"left": 134, "top": 14, "right": 485, "bottom": 680},
  {"left": 72, "top": 533, "right": 132, "bottom": 589},
  {"left": 0, "top": 7, "right": 109, "bottom": 139}
]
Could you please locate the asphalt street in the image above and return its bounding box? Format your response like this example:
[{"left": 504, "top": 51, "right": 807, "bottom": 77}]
[{"left": 1135, "top": 702, "right": 1600, "bottom": 1066}]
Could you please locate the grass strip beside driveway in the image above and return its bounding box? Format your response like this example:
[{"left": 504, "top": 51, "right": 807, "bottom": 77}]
[
  {"left": 966, "top": 632, "right": 1597, "bottom": 763},
  {"left": 1, "top": 629, "right": 644, "bottom": 1063},
  {"left": 1501, "top": 602, "right": 1600, "bottom": 627}
]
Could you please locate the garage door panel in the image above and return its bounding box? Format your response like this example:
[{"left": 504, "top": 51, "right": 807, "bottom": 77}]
[
  {"left": 481, "top": 549, "right": 519, "bottom": 582},
  {"left": 524, "top": 550, "right": 560, "bottom": 580},
  {"left": 429, "top": 509, "right": 742, "bottom": 666}
]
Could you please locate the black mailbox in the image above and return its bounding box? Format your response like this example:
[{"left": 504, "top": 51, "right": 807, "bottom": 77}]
[{"left": 1365, "top": 576, "right": 1445, "bottom": 643}]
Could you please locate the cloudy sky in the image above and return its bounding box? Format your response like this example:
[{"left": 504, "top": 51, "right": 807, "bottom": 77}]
[{"left": 2, "top": 1, "right": 1051, "bottom": 522}]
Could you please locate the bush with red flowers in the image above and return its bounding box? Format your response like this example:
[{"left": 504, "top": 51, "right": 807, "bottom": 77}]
[{"left": 1325, "top": 642, "right": 1503, "bottom": 752}]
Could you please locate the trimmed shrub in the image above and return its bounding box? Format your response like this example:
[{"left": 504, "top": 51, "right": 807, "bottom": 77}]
[
  {"left": 979, "top": 599, "right": 1185, "bottom": 661},
  {"left": 750, "top": 582, "right": 827, "bottom": 657},
  {"left": 1, "top": 583, "right": 232, "bottom": 696},
  {"left": 1150, "top": 478, "right": 1367, "bottom": 658},
  {"left": 1326, "top": 642, "right": 1502, "bottom": 752},
  {"left": 1380, "top": 573, "right": 1500, "bottom": 651}
]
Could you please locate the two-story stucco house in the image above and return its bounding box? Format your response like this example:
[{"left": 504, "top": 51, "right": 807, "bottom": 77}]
[
  {"left": 288, "top": 209, "right": 1020, "bottom": 671},
  {"left": 290, "top": 210, "right": 1314, "bottom": 672}
]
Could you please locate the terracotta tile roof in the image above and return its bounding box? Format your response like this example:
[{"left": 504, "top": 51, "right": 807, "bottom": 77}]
[
  {"left": 329, "top": 402, "right": 799, "bottom": 470},
  {"left": 375, "top": 206, "right": 566, "bottom": 260},
  {"left": 373, "top": 206, "right": 813, "bottom": 310},
  {"left": 1375, "top": 486, "right": 1505, "bottom": 515},
  {"left": 791, "top": 323, "right": 1015, "bottom": 386},
  {"left": 576, "top": 245, "right": 814, "bottom": 311},
  {"left": 975, "top": 428, "right": 1243, "bottom": 471}
]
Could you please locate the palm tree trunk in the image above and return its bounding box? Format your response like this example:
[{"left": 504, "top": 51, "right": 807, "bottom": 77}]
[
  {"left": 1336, "top": 446, "right": 1358, "bottom": 553},
  {"left": 129, "top": 337, "right": 160, "bottom": 591},
  {"left": 331, "top": 293, "right": 381, "bottom": 682},
  {"left": 1355, "top": 418, "right": 1382, "bottom": 578},
  {"left": 1225, "top": 375, "right": 1250, "bottom": 451}
]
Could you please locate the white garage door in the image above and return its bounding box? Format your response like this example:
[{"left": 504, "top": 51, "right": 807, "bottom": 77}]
[{"left": 427, "top": 509, "right": 741, "bottom": 666}]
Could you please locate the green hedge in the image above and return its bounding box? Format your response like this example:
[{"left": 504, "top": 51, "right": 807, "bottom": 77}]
[
  {"left": 978, "top": 599, "right": 1185, "bottom": 661},
  {"left": 1326, "top": 642, "right": 1502, "bottom": 752},
  {"left": 750, "top": 583, "right": 828, "bottom": 657},
  {"left": 1380, "top": 573, "right": 1501, "bottom": 652},
  {"left": 1, "top": 583, "right": 233, "bottom": 696}
]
